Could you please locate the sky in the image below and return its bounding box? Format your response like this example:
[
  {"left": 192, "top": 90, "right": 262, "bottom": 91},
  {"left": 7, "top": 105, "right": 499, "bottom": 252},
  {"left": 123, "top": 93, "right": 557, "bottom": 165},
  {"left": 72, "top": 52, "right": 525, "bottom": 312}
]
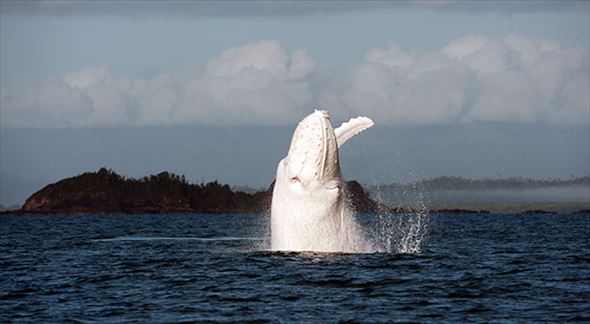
[{"left": 1, "top": 1, "right": 589, "bottom": 205}]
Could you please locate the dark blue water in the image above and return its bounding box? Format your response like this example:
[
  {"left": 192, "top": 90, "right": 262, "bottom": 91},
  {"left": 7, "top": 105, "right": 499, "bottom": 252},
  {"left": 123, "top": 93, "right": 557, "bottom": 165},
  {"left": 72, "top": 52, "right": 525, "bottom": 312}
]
[{"left": 1, "top": 213, "right": 589, "bottom": 322}]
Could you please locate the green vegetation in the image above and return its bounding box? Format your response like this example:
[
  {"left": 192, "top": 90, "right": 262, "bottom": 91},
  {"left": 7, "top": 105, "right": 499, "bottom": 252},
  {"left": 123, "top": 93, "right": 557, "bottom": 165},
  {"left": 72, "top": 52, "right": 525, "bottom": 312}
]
[{"left": 22, "top": 168, "right": 271, "bottom": 214}]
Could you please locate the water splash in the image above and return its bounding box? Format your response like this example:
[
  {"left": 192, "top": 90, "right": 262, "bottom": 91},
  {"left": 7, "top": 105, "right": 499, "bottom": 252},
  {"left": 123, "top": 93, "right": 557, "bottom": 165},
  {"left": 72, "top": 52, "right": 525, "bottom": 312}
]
[
  {"left": 365, "top": 173, "right": 430, "bottom": 253},
  {"left": 266, "top": 182, "right": 428, "bottom": 254},
  {"left": 342, "top": 138, "right": 430, "bottom": 254}
]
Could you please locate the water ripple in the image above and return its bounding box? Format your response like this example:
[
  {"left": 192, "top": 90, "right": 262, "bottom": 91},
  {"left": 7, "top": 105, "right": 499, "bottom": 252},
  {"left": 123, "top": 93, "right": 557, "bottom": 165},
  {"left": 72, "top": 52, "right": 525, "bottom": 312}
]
[{"left": 1, "top": 213, "right": 589, "bottom": 322}]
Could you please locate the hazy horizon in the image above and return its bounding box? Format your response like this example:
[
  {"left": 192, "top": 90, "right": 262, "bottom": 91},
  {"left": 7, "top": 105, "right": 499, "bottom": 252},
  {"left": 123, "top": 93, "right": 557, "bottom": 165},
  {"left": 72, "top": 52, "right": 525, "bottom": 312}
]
[{"left": 2, "top": 122, "right": 589, "bottom": 206}]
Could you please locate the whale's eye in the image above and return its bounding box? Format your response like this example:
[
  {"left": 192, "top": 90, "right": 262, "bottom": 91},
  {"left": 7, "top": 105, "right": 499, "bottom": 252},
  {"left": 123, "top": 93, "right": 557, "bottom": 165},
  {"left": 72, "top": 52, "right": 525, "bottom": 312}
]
[{"left": 290, "top": 176, "right": 299, "bottom": 183}]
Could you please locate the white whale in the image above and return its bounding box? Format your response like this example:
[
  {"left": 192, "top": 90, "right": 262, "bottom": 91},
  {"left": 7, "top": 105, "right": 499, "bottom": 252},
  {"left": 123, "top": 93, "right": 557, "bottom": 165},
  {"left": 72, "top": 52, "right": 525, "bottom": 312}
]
[{"left": 271, "top": 110, "right": 374, "bottom": 252}]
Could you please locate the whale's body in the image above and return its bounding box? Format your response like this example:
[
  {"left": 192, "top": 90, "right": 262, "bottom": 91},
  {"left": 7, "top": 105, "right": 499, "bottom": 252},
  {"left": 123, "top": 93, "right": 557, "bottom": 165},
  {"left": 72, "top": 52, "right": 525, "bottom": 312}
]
[{"left": 271, "top": 110, "right": 374, "bottom": 252}]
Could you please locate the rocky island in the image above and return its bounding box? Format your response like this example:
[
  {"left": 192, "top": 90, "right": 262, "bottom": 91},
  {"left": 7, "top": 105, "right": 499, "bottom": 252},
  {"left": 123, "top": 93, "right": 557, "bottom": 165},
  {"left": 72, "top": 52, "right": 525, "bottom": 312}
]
[{"left": 14, "top": 168, "right": 381, "bottom": 215}]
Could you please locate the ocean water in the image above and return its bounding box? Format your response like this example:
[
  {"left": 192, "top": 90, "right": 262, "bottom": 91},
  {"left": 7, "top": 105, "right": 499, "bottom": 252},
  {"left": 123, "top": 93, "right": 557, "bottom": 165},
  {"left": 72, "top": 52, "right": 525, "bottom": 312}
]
[{"left": 1, "top": 213, "right": 589, "bottom": 322}]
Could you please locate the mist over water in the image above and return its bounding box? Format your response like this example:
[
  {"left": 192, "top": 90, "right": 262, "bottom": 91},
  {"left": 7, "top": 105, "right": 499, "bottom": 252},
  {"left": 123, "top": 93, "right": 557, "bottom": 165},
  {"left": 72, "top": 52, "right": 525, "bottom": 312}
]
[
  {"left": 374, "top": 185, "right": 590, "bottom": 205},
  {"left": 435, "top": 186, "right": 590, "bottom": 203}
]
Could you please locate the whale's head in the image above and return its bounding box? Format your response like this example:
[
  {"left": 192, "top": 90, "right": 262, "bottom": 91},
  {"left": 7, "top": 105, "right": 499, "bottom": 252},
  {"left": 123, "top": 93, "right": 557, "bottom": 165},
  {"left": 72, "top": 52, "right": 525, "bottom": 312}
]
[
  {"left": 280, "top": 110, "right": 341, "bottom": 192},
  {"left": 271, "top": 109, "right": 374, "bottom": 251}
]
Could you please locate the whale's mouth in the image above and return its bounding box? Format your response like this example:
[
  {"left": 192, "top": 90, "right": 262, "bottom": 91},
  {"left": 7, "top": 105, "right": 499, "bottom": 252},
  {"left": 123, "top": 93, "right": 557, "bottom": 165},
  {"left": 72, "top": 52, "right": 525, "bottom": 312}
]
[{"left": 285, "top": 110, "right": 340, "bottom": 188}]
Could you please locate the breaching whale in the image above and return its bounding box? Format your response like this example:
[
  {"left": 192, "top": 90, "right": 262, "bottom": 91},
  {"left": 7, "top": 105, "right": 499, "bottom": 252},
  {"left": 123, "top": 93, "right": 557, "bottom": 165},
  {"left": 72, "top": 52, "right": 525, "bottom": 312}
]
[{"left": 271, "top": 110, "right": 374, "bottom": 252}]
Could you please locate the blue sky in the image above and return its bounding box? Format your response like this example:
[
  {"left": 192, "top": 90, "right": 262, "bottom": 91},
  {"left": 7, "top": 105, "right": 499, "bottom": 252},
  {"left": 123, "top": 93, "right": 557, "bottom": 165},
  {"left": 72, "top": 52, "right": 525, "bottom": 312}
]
[
  {"left": 2, "top": 3, "right": 589, "bottom": 83},
  {"left": 0, "top": 1, "right": 589, "bottom": 205}
]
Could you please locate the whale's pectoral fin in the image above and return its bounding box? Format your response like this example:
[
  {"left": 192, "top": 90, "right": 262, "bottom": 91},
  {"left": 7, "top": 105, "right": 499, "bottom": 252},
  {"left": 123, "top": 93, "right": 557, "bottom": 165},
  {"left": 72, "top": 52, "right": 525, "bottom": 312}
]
[{"left": 334, "top": 116, "right": 374, "bottom": 147}]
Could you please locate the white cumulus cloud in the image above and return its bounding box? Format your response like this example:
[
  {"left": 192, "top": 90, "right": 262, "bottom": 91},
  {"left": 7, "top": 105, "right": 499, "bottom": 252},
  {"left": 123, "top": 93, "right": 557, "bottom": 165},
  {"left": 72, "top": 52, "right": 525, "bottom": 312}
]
[
  {"left": 0, "top": 40, "right": 314, "bottom": 128},
  {"left": 177, "top": 40, "right": 314, "bottom": 125},
  {"left": 324, "top": 34, "right": 589, "bottom": 125},
  {"left": 1, "top": 36, "right": 588, "bottom": 128}
]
